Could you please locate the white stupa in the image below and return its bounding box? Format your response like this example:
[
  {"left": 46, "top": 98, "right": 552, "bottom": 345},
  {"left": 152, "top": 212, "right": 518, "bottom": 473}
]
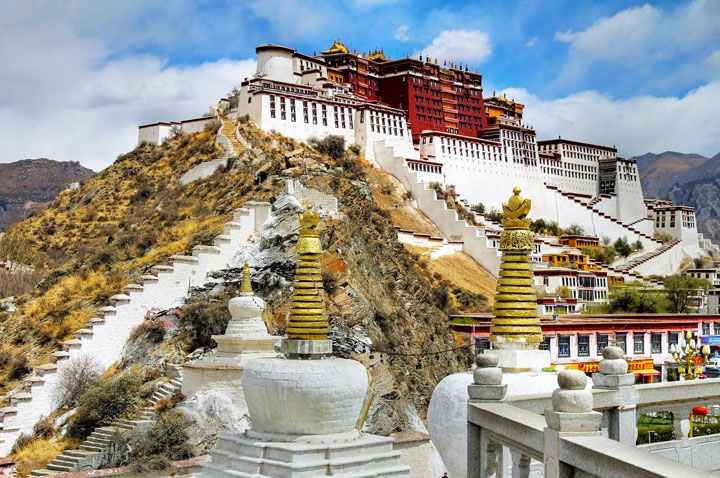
[
  {"left": 182, "top": 263, "right": 279, "bottom": 406},
  {"left": 202, "top": 207, "right": 410, "bottom": 477}
]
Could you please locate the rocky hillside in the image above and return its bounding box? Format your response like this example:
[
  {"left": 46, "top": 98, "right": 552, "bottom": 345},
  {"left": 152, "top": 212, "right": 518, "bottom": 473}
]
[
  {"left": 637, "top": 151, "right": 720, "bottom": 243},
  {"left": 0, "top": 159, "right": 95, "bottom": 231},
  {"left": 0, "top": 120, "right": 493, "bottom": 433}
]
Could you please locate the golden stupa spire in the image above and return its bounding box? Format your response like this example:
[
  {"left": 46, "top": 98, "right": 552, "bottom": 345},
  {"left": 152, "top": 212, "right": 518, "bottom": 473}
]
[
  {"left": 241, "top": 262, "right": 252, "bottom": 294},
  {"left": 490, "top": 187, "right": 542, "bottom": 349},
  {"left": 286, "top": 206, "right": 328, "bottom": 340}
]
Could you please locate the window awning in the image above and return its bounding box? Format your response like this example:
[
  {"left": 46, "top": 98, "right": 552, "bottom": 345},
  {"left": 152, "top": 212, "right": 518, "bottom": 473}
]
[{"left": 633, "top": 369, "right": 660, "bottom": 375}]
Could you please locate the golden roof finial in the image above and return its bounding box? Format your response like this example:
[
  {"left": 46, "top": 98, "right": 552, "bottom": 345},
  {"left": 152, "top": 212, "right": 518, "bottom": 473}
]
[
  {"left": 287, "top": 206, "right": 328, "bottom": 340},
  {"left": 241, "top": 262, "right": 252, "bottom": 294}
]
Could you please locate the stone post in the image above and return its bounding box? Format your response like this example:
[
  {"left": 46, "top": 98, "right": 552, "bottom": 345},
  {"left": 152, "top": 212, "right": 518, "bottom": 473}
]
[
  {"left": 592, "top": 346, "right": 637, "bottom": 445},
  {"left": 468, "top": 354, "right": 508, "bottom": 478},
  {"left": 543, "top": 370, "right": 602, "bottom": 478}
]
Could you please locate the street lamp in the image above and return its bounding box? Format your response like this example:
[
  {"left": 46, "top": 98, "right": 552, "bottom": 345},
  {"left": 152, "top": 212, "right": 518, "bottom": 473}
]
[{"left": 670, "top": 330, "right": 710, "bottom": 380}]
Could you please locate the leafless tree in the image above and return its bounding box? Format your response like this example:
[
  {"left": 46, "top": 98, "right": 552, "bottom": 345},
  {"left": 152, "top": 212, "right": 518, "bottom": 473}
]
[{"left": 53, "top": 355, "right": 102, "bottom": 407}]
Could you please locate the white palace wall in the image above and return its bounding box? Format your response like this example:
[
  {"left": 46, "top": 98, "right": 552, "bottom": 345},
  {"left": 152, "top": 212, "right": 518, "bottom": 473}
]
[
  {"left": 375, "top": 141, "right": 502, "bottom": 277},
  {"left": 0, "top": 204, "right": 270, "bottom": 456}
]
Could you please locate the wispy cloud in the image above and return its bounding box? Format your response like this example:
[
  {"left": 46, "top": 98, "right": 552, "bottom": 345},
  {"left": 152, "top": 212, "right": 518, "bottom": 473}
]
[
  {"left": 416, "top": 29, "right": 491, "bottom": 64},
  {"left": 525, "top": 36, "right": 537, "bottom": 48},
  {"left": 395, "top": 25, "right": 411, "bottom": 42}
]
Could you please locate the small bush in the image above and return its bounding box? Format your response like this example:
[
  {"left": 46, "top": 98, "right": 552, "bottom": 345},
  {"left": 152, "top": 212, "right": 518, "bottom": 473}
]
[
  {"left": 308, "top": 135, "right": 346, "bottom": 160},
  {"left": 67, "top": 372, "right": 142, "bottom": 439},
  {"left": 238, "top": 114, "right": 251, "bottom": 124},
  {"left": 128, "top": 413, "right": 194, "bottom": 474},
  {"left": 348, "top": 143, "right": 361, "bottom": 154},
  {"left": 402, "top": 190, "right": 415, "bottom": 201},
  {"left": 380, "top": 184, "right": 395, "bottom": 195},
  {"left": 8, "top": 353, "right": 31, "bottom": 380},
  {"left": 180, "top": 293, "right": 231, "bottom": 348},
  {"left": 33, "top": 416, "right": 55, "bottom": 440}
]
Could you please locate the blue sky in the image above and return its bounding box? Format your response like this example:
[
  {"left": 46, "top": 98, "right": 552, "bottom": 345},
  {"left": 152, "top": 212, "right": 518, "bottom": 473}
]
[{"left": 1, "top": 0, "right": 718, "bottom": 170}]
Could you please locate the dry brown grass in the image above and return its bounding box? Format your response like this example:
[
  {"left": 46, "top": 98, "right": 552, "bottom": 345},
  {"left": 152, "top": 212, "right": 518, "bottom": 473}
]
[
  {"left": 426, "top": 252, "right": 496, "bottom": 306},
  {"left": 366, "top": 168, "right": 441, "bottom": 236},
  {"left": 12, "top": 437, "right": 80, "bottom": 476}
]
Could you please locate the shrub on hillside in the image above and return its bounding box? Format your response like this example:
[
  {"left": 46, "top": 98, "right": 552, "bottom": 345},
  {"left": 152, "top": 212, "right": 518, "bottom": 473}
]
[
  {"left": 53, "top": 355, "right": 102, "bottom": 407},
  {"left": 308, "top": 135, "right": 346, "bottom": 160},
  {"left": 128, "top": 412, "right": 194, "bottom": 474},
  {"left": 66, "top": 372, "right": 142, "bottom": 439},
  {"left": 180, "top": 292, "right": 231, "bottom": 348}
]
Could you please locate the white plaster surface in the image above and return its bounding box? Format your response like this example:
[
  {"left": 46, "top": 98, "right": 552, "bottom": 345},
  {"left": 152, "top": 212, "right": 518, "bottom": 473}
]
[
  {"left": 242, "top": 357, "right": 369, "bottom": 436},
  {"left": 426, "top": 370, "right": 581, "bottom": 478}
]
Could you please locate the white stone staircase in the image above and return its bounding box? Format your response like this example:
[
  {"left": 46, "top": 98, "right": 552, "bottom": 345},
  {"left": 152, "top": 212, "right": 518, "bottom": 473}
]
[
  {"left": 30, "top": 374, "right": 183, "bottom": 476},
  {"left": 0, "top": 203, "right": 271, "bottom": 456}
]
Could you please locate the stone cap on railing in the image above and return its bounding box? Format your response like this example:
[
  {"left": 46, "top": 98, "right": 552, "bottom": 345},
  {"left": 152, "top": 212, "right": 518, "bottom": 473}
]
[
  {"left": 468, "top": 354, "right": 507, "bottom": 403},
  {"left": 593, "top": 346, "right": 635, "bottom": 389},
  {"left": 546, "top": 370, "right": 602, "bottom": 433}
]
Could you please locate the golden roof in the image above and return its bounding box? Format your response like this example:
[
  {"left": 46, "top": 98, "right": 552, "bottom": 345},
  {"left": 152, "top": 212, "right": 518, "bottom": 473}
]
[
  {"left": 367, "top": 48, "right": 390, "bottom": 62},
  {"left": 321, "top": 40, "right": 349, "bottom": 55}
]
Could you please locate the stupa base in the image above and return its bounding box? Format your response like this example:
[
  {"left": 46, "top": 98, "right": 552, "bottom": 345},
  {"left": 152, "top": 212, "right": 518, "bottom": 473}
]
[
  {"left": 202, "top": 431, "right": 410, "bottom": 478},
  {"left": 484, "top": 349, "right": 551, "bottom": 373},
  {"left": 181, "top": 350, "right": 277, "bottom": 408}
]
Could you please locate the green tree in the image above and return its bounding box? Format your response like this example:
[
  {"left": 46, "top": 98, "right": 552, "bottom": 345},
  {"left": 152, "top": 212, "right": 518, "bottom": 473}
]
[
  {"left": 607, "top": 285, "right": 668, "bottom": 314},
  {"left": 663, "top": 275, "right": 712, "bottom": 313},
  {"left": 554, "top": 285, "right": 573, "bottom": 298},
  {"left": 472, "top": 203, "right": 486, "bottom": 214},
  {"left": 564, "top": 224, "right": 585, "bottom": 236},
  {"left": 614, "top": 237, "right": 632, "bottom": 258}
]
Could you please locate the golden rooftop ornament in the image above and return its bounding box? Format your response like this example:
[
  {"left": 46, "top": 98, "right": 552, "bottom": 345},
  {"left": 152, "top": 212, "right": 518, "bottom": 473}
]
[
  {"left": 286, "top": 206, "right": 328, "bottom": 340},
  {"left": 490, "top": 187, "right": 542, "bottom": 349}
]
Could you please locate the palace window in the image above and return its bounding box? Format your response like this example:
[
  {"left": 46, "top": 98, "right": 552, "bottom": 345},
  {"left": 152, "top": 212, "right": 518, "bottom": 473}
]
[
  {"left": 578, "top": 335, "right": 590, "bottom": 357},
  {"left": 558, "top": 336, "right": 571, "bottom": 357},
  {"left": 651, "top": 333, "right": 662, "bottom": 353},
  {"left": 634, "top": 333, "right": 644, "bottom": 354},
  {"left": 539, "top": 336, "right": 551, "bottom": 351},
  {"left": 703, "top": 322, "right": 711, "bottom": 335},
  {"left": 597, "top": 334, "right": 609, "bottom": 355},
  {"left": 616, "top": 334, "right": 627, "bottom": 353}
]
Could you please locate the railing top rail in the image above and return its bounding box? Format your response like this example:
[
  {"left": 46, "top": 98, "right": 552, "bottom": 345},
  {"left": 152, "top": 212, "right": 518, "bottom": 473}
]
[
  {"left": 468, "top": 403, "right": 545, "bottom": 459},
  {"left": 562, "top": 435, "right": 717, "bottom": 478},
  {"left": 508, "top": 388, "right": 618, "bottom": 414},
  {"left": 635, "top": 378, "right": 720, "bottom": 410}
]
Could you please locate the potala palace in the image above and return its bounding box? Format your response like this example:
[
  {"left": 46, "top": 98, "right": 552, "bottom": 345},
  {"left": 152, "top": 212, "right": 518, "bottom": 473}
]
[{"left": 140, "top": 41, "right": 717, "bottom": 284}]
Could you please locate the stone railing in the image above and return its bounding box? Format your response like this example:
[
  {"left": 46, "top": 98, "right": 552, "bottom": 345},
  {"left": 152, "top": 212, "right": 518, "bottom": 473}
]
[{"left": 467, "top": 347, "right": 720, "bottom": 477}]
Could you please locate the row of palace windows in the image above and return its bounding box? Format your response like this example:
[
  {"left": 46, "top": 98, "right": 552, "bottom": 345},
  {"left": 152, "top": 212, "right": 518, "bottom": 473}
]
[{"left": 541, "top": 331, "right": 694, "bottom": 358}]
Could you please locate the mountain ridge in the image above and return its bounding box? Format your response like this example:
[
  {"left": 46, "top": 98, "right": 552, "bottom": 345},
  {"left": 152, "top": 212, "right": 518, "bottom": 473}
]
[{"left": 0, "top": 158, "right": 95, "bottom": 231}]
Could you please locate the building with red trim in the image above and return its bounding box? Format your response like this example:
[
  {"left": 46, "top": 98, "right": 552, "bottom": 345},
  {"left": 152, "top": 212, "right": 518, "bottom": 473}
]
[{"left": 452, "top": 313, "right": 720, "bottom": 382}]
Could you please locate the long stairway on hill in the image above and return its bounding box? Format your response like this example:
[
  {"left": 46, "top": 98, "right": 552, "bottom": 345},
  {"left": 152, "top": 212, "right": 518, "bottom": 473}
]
[
  {"left": 31, "top": 372, "right": 184, "bottom": 476},
  {"left": 0, "top": 203, "right": 271, "bottom": 457}
]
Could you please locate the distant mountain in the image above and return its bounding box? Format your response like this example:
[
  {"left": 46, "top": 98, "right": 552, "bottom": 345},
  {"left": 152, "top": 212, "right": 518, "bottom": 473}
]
[
  {"left": 637, "top": 151, "right": 720, "bottom": 244},
  {"left": 636, "top": 151, "right": 712, "bottom": 198},
  {"left": 0, "top": 158, "right": 95, "bottom": 231}
]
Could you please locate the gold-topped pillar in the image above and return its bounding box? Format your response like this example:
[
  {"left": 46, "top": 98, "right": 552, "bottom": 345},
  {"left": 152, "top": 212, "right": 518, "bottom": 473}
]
[{"left": 490, "top": 187, "right": 543, "bottom": 350}]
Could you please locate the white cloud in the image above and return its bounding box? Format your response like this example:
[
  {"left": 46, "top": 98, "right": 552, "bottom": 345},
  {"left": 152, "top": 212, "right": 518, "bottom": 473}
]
[
  {"left": 525, "top": 37, "right": 537, "bottom": 48},
  {"left": 554, "top": 4, "right": 660, "bottom": 61},
  {"left": 502, "top": 82, "right": 720, "bottom": 158},
  {"left": 0, "top": 25, "right": 255, "bottom": 171},
  {"left": 553, "top": 0, "right": 720, "bottom": 83},
  {"left": 416, "top": 29, "right": 491, "bottom": 64},
  {"left": 395, "top": 25, "right": 411, "bottom": 42},
  {"left": 706, "top": 51, "right": 720, "bottom": 70}
]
